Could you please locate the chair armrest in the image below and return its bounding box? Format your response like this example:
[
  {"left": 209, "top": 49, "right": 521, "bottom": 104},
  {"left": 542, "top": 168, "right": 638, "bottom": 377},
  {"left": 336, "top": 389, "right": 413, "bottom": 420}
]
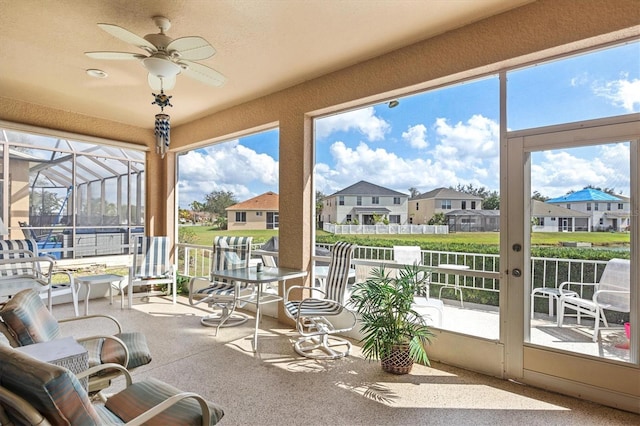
[
  {"left": 285, "top": 285, "right": 325, "bottom": 303},
  {"left": 76, "top": 334, "right": 130, "bottom": 369},
  {"left": 0, "top": 386, "right": 49, "bottom": 426},
  {"left": 125, "top": 392, "right": 214, "bottom": 426},
  {"left": 593, "top": 289, "right": 630, "bottom": 307},
  {"left": 189, "top": 276, "right": 212, "bottom": 293},
  {"left": 76, "top": 362, "right": 133, "bottom": 386},
  {"left": 58, "top": 314, "right": 124, "bottom": 334},
  {"left": 558, "top": 281, "right": 597, "bottom": 295}
]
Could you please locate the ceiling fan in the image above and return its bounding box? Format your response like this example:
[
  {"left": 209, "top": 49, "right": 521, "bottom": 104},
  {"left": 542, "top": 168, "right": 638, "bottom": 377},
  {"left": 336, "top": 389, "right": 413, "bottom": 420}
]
[{"left": 85, "top": 16, "right": 226, "bottom": 90}]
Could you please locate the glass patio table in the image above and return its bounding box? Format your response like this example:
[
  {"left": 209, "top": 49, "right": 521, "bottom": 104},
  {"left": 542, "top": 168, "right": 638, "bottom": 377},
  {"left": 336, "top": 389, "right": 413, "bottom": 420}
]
[{"left": 209, "top": 266, "right": 308, "bottom": 351}]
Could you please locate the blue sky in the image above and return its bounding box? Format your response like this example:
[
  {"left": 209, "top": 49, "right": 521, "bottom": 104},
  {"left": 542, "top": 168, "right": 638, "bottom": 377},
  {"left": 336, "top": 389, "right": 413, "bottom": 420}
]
[{"left": 178, "top": 41, "right": 639, "bottom": 208}]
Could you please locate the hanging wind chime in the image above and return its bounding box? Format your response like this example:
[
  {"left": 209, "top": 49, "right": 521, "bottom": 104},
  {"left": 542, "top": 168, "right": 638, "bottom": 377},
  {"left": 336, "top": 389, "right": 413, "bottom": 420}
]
[{"left": 152, "top": 82, "right": 173, "bottom": 159}]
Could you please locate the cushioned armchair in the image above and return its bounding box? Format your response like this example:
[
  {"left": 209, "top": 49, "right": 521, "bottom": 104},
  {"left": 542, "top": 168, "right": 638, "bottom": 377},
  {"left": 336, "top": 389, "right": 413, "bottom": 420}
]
[
  {"left": 0, "top": 345, "right": 224, "bottom": 425},
  {"left": 0, "top": 289, "right": 152, "bottom": 394}
]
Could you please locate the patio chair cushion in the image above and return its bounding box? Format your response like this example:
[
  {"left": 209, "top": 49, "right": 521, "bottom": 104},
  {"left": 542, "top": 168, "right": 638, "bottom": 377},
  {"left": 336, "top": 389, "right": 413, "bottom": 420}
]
[
  {"left": 80, "top": 331, "right": 152, "bottom": 371},
  {"left": 106, "top": 332, "right": 152, "bottom": 369},
  {"left": 0, "top": 289, "right": 61, "bottom": 345},
  {"left": 105, "top": 377, "right": 225, "bottom": 426},
  {"left": 0, "top": 345, "right": 101, "bottom": 425}
]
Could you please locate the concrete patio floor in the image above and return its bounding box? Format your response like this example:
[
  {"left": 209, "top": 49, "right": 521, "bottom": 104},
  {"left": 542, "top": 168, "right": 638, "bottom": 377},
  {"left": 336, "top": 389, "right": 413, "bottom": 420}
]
[{"left": 50, "top": 294, "right": 639, "bottom": 425}]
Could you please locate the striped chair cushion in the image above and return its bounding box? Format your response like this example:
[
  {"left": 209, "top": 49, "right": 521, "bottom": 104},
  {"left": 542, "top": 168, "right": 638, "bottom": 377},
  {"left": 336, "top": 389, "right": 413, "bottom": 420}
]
[
  {"left": 107, "top": 332, "right": 152, "bottom": 369},
  {"left": 0, "top": 289, "right": 60, "bottom": 345},
  {"left": 195, "top": 281, "right": 252, "bottom": 298},
  {"left": 285, "top": 298, "right": 344, "bottom": 318},
  {"left": 0, "top": 239, "right": 39, "bottom": 277},
  {"left": 0, "top": 345, "right": 101, "bottom": 425},
  {"left": 80, "top": 332, "right": 151, "bottom": 372},
  {"left": 133, "top": 236, "right": 172, "bottom": 278},
  {"left": 105, "top": 377, "right": 225, "bottom": 425}
]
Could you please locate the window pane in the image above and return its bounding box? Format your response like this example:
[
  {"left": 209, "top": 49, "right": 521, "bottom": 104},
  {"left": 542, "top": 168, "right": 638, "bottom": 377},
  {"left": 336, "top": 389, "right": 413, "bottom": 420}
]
[{"left": 508, "top": 42, "right": 640, "bottom": 130}]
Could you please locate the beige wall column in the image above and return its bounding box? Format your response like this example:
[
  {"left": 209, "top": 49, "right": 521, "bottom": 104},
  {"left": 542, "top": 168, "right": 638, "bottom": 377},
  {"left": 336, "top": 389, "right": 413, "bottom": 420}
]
[
  {"left": 277, "top": 112, "right": 313, "bottom": 322},
  {"left": 145, "top": 149, "right": 177, "bottom": 260}
]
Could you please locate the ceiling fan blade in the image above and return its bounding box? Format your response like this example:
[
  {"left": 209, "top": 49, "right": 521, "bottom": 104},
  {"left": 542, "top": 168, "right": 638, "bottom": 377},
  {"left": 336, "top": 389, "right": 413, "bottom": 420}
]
[
  {"left": 180, "top": 60, "right": 226, "bottom": 87},
  {"left": 85, "top": 51, "right": 145, "bottom": 60},
  {"left": 97, "top": 23, "right": 157, "bottom": 52},
  {"left": 148, "top": 74, "right": 176, "bottom": 91},
  {"left": 167, "top": 36, "right": 216, "bottom": 61}
]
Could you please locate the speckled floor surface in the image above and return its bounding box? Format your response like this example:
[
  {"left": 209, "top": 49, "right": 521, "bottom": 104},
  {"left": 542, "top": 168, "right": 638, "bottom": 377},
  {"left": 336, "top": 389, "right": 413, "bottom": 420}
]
[{"left": 53, "top": 295, "right": 639, "bottom": 426}]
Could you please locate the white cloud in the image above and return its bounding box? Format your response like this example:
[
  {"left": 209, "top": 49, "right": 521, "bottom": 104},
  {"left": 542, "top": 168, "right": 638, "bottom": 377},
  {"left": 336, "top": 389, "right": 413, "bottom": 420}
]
[
  {"left": 531, "top": 143, "right": 630, "bottom": 198},
  {"left": 430, "top": 114, "right": 500, "bottom": 185},
  {"left": 315, "top": 140, "right": 457, "bottom": 195},
  {"left": 592, "top": 75, "right": 640, "bottom": 112},
  {"left": 402, "top": 124, "right": 428, "bottom": 149},
  {"left": 178, "top": 140, "right": 279, "bottom": 207},
  {"left": 315, "top": 107, "right": 390, "bottom": 141},
  {"left": 314, "top": 114, "right": 503, "bottom": 196}
]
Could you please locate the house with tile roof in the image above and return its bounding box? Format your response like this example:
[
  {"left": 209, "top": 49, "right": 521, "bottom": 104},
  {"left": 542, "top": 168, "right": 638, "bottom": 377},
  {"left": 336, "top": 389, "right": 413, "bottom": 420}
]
[
  {"left": 546, "top": 188, "right": 630, "bottom": 231},
  {"left": 408, "top": 187, "right": 483, "bottom": 225},
  {"left": 226, "top": 191, "right": 279, "bottom": 231},
  {"left": 320, "top": 181, "right": 408, "bottom": 225}
]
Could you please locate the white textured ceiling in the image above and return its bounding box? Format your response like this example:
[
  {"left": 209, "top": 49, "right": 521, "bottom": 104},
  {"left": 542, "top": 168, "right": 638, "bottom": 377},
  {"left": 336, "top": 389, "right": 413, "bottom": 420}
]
[{"left": 0, "top": 0, "right": 532, "bottom": 129}]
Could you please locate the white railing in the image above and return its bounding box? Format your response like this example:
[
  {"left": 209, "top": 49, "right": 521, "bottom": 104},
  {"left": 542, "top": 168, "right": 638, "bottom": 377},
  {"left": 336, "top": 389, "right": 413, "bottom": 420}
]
[
  {"left": 178, "top": 242, "right": 610, "bottom": 301},
  {"left": 323, "top": 223, "right": 449, "bottom": 234}
]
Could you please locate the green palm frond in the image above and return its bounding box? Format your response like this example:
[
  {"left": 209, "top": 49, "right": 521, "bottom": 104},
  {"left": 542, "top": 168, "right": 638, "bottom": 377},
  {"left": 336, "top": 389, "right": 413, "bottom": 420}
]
[{"left": 349, "top": 264, "right": 435, "bottom": 365}]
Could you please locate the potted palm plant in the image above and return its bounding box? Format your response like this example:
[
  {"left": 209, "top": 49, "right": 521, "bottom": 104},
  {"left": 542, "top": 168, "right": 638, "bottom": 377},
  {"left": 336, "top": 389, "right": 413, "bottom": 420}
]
[{"left": 349, "top": 264, "right": 434, "bottom": 374}]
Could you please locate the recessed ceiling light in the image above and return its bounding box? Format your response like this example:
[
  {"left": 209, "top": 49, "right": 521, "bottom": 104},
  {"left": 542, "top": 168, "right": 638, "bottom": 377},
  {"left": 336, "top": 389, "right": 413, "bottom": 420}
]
[{"left": 86, "top": 69, "right": 108, "bottom": 78}]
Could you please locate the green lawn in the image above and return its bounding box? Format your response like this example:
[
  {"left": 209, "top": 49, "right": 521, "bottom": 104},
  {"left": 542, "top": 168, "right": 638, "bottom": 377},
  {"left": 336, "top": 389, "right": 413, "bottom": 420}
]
[{"left": 179, "top": 226, "right": 629, "bottom": 248}]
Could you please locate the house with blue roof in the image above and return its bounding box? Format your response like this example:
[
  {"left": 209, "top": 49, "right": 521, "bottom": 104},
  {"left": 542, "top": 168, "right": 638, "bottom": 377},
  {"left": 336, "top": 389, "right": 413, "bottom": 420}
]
[{"left": 546, "top": 188, "right": 630, "bottom": 232}]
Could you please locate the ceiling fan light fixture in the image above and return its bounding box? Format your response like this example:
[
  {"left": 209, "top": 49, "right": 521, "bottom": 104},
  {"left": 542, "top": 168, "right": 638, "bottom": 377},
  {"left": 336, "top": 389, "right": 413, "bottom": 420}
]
[
  {"left": 142, "top": 56, "right": 181, "bottom": 78},
  {"left": 86, "top": 68, "right": 108, "bottom": 78}
]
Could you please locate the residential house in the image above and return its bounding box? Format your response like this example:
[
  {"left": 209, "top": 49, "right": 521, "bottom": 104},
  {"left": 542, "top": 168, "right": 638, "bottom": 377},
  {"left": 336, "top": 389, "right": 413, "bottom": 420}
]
[
  {"left": 531, "top": 200, "right": 591, "bottom": 232},
  {"left": 226, "top": 191, "right": 279, "bottom": 231},
  {"left": 446, "top": 200, "right": 592, "bottom": 233},
  {"left": 546, "top": 188, "right": 630, "bottom": 232},
  {"left": 409, "top": 188, "right": 482, "bottom": 225},
  {"left": 321, "top": 181, "right": 408, "bottom": 225}
]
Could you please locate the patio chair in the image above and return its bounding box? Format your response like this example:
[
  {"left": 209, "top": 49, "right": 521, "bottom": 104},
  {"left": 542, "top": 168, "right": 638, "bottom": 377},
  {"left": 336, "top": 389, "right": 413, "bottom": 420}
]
[
  {"left": 0, "top": 344, "right": 224, "bottom": 425},
  {"left": 0, "top": 289, "right": 152, "bottom": 394},
  {"left": 393, "top": 246, "right": 442, "bottom": 326},
  {"left": 0, "top": 238, "right": 79, "bottom": 316},
  {"left": 125, "top": 235, "right": 176, "bottom": 308},
  {"left": 284, "top": 241, "right": 357, "bottom": 359},
  {"left": 188, "top": 236, "right": 254, "bottom": 331},
  {"left": 557, "top": 258, "right": 630, "bottom": 342},
  {"left": 393, "top": 245, "right": 429, "bottom": 296}
]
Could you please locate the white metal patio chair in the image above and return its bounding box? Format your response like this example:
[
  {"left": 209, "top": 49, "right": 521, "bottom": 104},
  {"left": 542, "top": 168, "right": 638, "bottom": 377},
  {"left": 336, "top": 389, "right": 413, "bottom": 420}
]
[
  {"left": 125, "top": 236, "right": 176, "bottom": 308},
  {"left": 284, "top": 241, "right": 357, "bottom": 359},
  {"left": 393, "top": 246, "right": 442, "bottom": 327},
  {"left": 188, "top": 236, "right": 254, "bottom": 331},
  {"left": 0, "top": 239, "right": 78, "bottom": 316},
  {"left": 557, "top": 258, "right": 630, "bottom": 342}
]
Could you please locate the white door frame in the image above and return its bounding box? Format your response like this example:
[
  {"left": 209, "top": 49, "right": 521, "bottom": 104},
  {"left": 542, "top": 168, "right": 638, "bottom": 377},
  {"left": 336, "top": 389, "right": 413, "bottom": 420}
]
[{"left": 504, "top": 113, "right": 639, "bottom": 413}]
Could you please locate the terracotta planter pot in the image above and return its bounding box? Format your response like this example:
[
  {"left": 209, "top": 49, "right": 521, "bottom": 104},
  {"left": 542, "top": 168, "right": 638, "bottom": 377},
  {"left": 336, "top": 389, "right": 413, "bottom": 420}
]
[{"left": 381, "top": 344, "right": 413, "bottom": 374}]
